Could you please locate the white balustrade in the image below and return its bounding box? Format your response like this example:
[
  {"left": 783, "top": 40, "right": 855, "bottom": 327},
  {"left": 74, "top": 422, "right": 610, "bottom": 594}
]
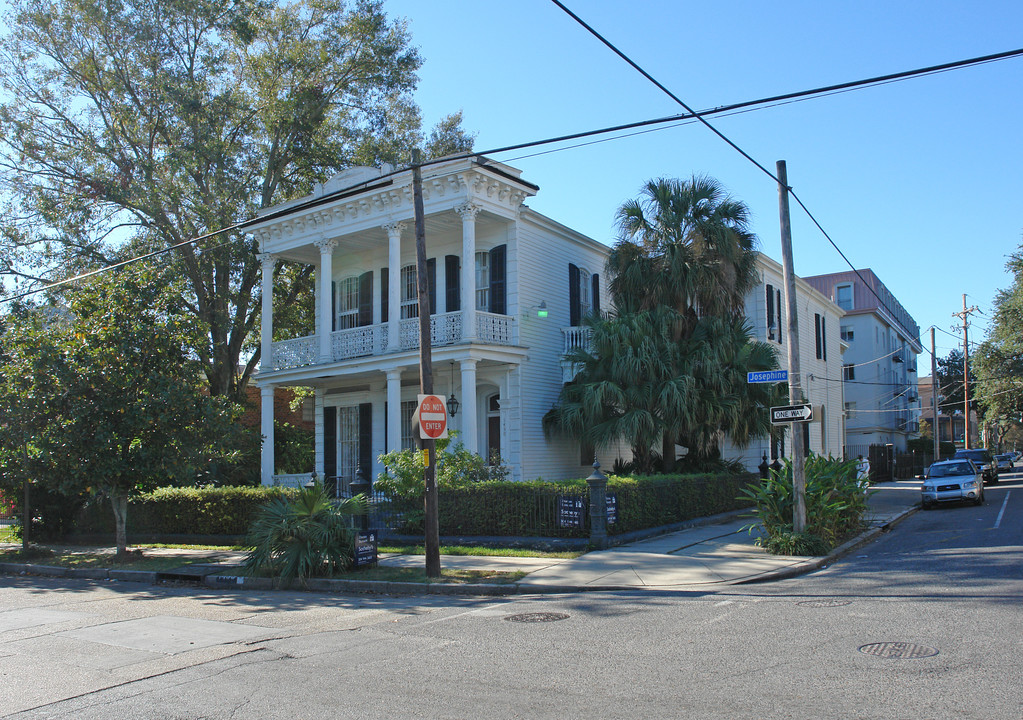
[
  {"left": 477, "top": 312, "right": 513, "bottom": 344},
  {"left": 269, "top": 312, "right": 514, "bottom": 370},
  {"left": 271, "top": 335, "right": 317, "bottom": 370},
  {"left": 272, "top": 473, "right": 313, "bottom": 489},
  {"left": 562, "top": 326, "right": 593, "bottom": 354}
]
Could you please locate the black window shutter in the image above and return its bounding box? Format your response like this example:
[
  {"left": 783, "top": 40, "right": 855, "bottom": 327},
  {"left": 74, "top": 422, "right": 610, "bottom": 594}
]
[
  {"left": 358, "top": 271, "right": 373, "bottom": 327},
  {"left": 489, "top": 244, "right": 507, "bottom": 315},
  {"left": 331, "top": 281, "right": 337, "bottom": 332},
  {"left": 814, "top": 313, "right": 822, "bottom": 359},
  {"left": 323, "top": 407, "right": 337, "bottom": 479},
  {"left": 821, "top": 316, "right": 827, "bottom": 361},
  {"left": 427, "top": 258, "right": 437, "bottom": 315},
  {"left": 591, "top": 274, "right": 600, "bottom": 317},
  {"left": 766, "top": 284, "right": 774, "bottom": 338},
  {"left": 380, "top": 268, "right": 388, "bottom": 323},
  {"left": 445, "top": 255, "right": 460, "bottom": 312},
  {"left": 802, "top": 422, "right": 810, "bottom": 457},
  {"left": 569, "top": 263, "right": 581, "bottom": 326},
  {"left": 358, "top": 403, "right": 372, "bottom": 480},
  {"left": 776, "top": 289, "right": 783, "bottom": 344}
]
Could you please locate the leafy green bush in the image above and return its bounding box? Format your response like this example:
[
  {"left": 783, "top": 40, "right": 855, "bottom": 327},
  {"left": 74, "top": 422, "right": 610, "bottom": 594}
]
[
  {"left": 741, "top": 455, "right": 868, "bottom": 555},
  {"left": 382, "top": 472, "right": 755, "bottom": 538},
  {"left": 73, "top": 486, "right": 295, "bottom": 538},
  {"left": 244, "top": 482, "right": 366, "bottom": 585},
  {"left": 376, "top": 438, "right": 509, "bottom": 500}
]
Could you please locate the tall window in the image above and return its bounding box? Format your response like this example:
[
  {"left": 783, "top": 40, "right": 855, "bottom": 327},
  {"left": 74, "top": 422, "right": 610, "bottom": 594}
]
[
  {"left": 577, "top": 266, "right": 592, "bottom": 318},
  {"left": 475, "top": 251, "right": 490, "bottom": 311},
  {"left": 400, "top": 400, "right": 417, "bottom": 450},
  {"left": 337, "top": 406, "right": 359, "bottom": 487},
  {"left": 835, "top": 283, "right": 853, "bottom": 310},
  {"left": 845, "top": 401, "right": 856, "bottom": 419},
  {"left": 336, "top": 276, "right": 360, "bottom": 330},
  {"left": 843, "top": 364, "right": 855, "bottom": 381},
  {"left": 400, "top": 264, "right": 418, "bottom": 319}
]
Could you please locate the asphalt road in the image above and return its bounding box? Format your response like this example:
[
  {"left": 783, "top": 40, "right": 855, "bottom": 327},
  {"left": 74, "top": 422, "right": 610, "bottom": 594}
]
[{"left": 2, "top": 472, "right": 1022, "bottom": 719}]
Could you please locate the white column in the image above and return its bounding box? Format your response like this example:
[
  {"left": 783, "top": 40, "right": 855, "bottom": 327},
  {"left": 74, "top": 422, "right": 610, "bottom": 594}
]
[
  {"left": 315, "top": 236, "right": 337, "bottom": 362},
  {"left": 386, "top": 369, "right": 402, "bottom": 452},
  {"left": 260, "top": 385, "right": 275, "bottom": 486},
  {"left": 384, "top": 222, "right": 404, "bottom": 352},
  {"left": 457, "top": 202, "right": 480, "bottom": 342},
  {"left": 257, "top": 253, "right": 275, "bottom": 371},
  {"left": 460, "top": 358, "right": 479, "bottom": 454}
]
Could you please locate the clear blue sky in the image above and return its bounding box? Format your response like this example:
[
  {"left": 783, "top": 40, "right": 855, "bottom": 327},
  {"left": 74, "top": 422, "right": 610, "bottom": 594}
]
[{"left": 387, "top": 0, "right": 1023, "bottom": 362}]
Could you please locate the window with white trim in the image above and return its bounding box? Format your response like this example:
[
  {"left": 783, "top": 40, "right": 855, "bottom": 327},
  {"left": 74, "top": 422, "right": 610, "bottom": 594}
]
[
  {"left": 835, "top": 283, "right": 853, "bottom": 311},
  {"left": 400, "top": 264, "right": 418, "bottom": 319},
  {"left": 840, "top": 325, "right": 854, "bottom": 342},
  {"left": 337, "top": 406, "right": 359, "bottom": 485},
  {"left": 336, "top": 276, "right": 360, "bottom": 330},
  {"left": 475, "top": 251, "right": 490, "bottom": 311},
  {"left": 578, "top": 266, "right": 592, "bottom": 318},
  {"left": 400, "top": 400, "right": 417, "bottom": 451}
]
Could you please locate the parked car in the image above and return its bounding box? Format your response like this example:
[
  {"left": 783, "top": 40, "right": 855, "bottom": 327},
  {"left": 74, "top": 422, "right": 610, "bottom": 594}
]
[
  {"left": 995, "top": 453, "right": 1014, "bottom": 471},
  {"left": 920, "top": 460, "right": 985, "bottom": 508},
  {"left": 952, "top": 448, "right": 999, "bottom": 484}
]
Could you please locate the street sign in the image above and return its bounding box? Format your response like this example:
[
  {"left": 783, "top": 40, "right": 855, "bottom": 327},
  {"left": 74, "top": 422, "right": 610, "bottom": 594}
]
[
  {"left": 415, "top": 394, "right": 448, "bottom": 439},
  {"left": 748, "top": 370, "right": 789, "bottom": 384},
  {"left": 770, "top": 404, "right": 813, "bottom": 424}
]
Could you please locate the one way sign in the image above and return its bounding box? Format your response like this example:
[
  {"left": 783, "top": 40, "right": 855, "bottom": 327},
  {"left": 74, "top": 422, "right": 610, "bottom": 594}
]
[{"left": 770, "top": 404, "right": 814, "bottom": 424}]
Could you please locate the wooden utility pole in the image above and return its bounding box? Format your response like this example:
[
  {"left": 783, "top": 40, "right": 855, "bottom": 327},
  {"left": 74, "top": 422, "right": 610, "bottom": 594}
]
[
  {"left": 776, "top": 160, "right": 806, "bottom": 533},
  {"left": 931, "top": 327, "right": 939, "bottom": 462},
  {"left": 953, "top": 294, "right": 979, "bottom": 449},
  {"left": 412, "top": 151, "right": 440, "bottom": 578}
]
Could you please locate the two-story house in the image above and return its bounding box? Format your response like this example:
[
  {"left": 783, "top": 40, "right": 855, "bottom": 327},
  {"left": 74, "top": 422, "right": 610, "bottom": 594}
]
[
  {"left": 249, "top": 157, "right": 609, "bottom": 487},
  {"left": 718, "top": 255, "right": 847, "bottom": 467},
  {"left": 803, "top": 270, "right": 922, "bottom": 455}
]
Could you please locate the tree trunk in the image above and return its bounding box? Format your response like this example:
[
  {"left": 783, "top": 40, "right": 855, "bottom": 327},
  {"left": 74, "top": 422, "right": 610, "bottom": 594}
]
[
  {"left": 662, "top": 435, "right": 676, "bottom": 473},
  {"left": 110, "top": 494, "right": 129, "bottom": 557}
]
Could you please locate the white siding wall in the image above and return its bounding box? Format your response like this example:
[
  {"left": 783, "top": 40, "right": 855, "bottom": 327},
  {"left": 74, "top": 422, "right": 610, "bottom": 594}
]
[{"left": 513, "top": 210, "right": 617, "bottom": 480}]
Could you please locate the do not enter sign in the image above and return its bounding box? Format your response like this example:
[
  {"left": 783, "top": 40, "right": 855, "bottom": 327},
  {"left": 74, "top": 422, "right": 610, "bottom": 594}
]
[{"left": 415, "top": 394, "right": 448, "bottom": 439}]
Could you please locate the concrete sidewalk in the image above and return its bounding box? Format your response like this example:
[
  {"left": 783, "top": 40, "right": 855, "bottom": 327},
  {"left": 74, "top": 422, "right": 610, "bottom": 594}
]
[{"left": 1, "top": 481, "right": 921, "bottom": 594}]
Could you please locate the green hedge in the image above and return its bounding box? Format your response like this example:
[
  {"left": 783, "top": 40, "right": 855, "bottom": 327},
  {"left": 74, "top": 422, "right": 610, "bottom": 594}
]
[
  {"left": 384, "top": 472, "right": 756, "bottom": 537},
  {"left": 74, "top": 486, "right": 294, "bottom": 538},
  {"left": 70, "top": 474, "right": 755, "bottom": 541}
]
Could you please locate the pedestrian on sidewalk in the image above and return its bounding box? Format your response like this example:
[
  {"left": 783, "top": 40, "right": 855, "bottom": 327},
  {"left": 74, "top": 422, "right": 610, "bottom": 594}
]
[{"left": 856, "top": 455, "right": 870, "bottom": 491}]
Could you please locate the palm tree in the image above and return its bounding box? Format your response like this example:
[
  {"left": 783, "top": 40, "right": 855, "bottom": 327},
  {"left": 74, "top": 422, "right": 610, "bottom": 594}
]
[
  {"left": 609, "top": 175, "right": 759, "bottom": 322},
  {"left": 546, "top": 176, "right": 776, "bottom": 472}
]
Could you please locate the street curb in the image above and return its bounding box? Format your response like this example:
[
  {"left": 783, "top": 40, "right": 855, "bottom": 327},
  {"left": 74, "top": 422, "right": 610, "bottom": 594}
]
[
  {"left": 0, "top": 505, "right": 921, "bottom": 596},
  {"left": 731, "top": 503, "right": 921, "bottom": 584}
]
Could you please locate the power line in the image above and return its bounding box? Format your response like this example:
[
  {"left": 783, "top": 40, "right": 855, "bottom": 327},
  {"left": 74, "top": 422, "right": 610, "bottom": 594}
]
[
  {"left": 4, "top": 37, "right": 1022, "bottom": 306},
  {"left": 548, "top": 0, "right": 1021, "bottom": 322}
]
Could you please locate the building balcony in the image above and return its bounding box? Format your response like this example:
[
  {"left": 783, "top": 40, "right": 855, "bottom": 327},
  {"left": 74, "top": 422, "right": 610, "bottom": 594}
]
[{"left": 268, "top": 311, "right": 515, "bottom": 372}]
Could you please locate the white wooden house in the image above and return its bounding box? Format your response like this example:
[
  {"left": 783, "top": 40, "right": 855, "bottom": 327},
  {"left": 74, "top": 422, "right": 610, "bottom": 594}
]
[
  {"left": 250, "top": 157, "right": 610, "bottom": 487},
  {"left": 250, "top": 157, "right": 846, "bottom": 486}
]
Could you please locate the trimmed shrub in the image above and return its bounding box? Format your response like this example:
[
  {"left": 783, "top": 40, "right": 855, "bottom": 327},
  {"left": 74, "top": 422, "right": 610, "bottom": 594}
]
[
  {"left": 384, "top": 472, "right": 755, "bottom": 538},
  {"left": 74, "top": 486, "right": 294, "bottom": 538}
]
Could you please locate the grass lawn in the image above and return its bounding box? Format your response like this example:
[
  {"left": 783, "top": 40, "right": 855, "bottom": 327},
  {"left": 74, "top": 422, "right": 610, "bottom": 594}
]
[{"left": 0, "top": 525, "right": 15, "bottom": 543}]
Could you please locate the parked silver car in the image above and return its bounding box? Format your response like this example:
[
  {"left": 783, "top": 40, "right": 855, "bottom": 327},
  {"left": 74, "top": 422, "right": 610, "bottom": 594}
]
[{"left": 920, "top": 460, "right": 984, "bottom": 509}]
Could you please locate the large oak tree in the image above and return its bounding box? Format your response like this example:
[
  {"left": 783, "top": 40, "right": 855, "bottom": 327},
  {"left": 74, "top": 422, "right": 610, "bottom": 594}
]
[{"left": 0, "top": 0, "right": 473, "bottom": 402}]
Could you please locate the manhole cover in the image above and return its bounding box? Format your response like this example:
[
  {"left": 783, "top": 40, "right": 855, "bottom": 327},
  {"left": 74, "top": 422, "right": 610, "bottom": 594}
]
[
  {"left": 859, "top": 642, "right": 938, "bottom": 659},
  {"left": 504, "top": 612, "right": 569, "bottom": 623},
  {"left": 797, "top": 599, "right": 852, "bottom": 608}
]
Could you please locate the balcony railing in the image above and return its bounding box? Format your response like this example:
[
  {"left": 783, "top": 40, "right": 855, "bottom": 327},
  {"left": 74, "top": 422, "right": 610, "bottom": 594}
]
[
  {"left": 269, "top": 311, "right": 515, "bottom": 371},
  {"left": 562, "top": 326, "right": 592, "bottom": 355}
]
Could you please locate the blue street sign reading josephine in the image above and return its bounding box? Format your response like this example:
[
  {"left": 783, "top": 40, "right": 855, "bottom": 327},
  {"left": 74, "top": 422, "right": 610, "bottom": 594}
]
[{"left": 747, "top": 370, "right": 789, "bottom": 384}]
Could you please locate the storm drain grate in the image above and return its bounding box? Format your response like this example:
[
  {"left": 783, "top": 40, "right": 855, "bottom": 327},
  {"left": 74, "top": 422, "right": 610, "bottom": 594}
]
[
  {"left": 504, "top": 612, "right": 570, "bottom": 623},
  {"left": 797, "top": 599, "right": 852, "bottom": 608},
  {"left": 859, "top": 642, "right": 938, "bottom": 659}
]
